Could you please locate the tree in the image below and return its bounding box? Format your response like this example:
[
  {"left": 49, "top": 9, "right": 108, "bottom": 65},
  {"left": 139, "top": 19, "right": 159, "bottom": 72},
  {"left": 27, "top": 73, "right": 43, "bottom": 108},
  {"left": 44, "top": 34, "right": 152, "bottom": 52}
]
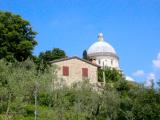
[
  {"left": 0, "top": 59, "right": 55, "bottom": 119},
  {"left": 82, "top": 49, "right": 89, "bottom": 60},
  {"left": 98, "top": 67, "right": 124, "bottom": 83},
  {"left": 131, "top": 88, "right": 160, "bottom": 120},
  {"left": 0, "top": 11, "right": 37, "bottom": 61},
  {"left": 39, "top": 48, "right": 66, "bottom": 62}
]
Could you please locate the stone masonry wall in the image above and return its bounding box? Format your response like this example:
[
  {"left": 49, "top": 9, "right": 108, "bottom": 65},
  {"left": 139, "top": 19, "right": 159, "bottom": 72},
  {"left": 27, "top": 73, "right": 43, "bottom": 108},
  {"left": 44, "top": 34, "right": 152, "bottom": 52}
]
[{"left": 52, "top": 58, "right": 98, "bottom": 86}]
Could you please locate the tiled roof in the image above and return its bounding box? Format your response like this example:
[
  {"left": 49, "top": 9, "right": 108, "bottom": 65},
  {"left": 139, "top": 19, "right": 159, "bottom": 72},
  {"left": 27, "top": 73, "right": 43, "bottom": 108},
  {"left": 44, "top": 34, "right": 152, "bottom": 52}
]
[{"left": 50, "top": 56, "right": 100, "bottom": 68}]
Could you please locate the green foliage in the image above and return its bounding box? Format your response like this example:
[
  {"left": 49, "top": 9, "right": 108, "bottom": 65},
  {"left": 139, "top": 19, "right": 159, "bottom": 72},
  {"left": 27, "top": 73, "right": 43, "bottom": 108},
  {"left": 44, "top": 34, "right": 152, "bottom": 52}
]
[
  {"left": 98, "top": 67, "right": 124, "bottom": 82},
  {"left": 39, "top": 48, "right": 66, "bottom": 62},
  {"left": 0, "top": 11, "right": 37, "bottom": 62},
  {"left": 0, "top": 59, "right": 160, "bottom": 120},
  {"left": 115, "top": 80, "right": 130, "bottom": 93},
  {"left": 131, "top": 89, "right": 160, "bottom": 120},
  {"left": 35, "top": 48, "right": 66, "bottom": 72},
  {"left": 0, "top": 59, "right": 53, "bottom": 119}
]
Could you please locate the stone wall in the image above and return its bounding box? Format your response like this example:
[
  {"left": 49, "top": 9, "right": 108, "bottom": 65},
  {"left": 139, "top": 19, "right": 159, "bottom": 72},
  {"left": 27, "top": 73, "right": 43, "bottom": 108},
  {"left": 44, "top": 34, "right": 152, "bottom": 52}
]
[{"left": 52, "top": 58, "right": 98, "bottom": 86}]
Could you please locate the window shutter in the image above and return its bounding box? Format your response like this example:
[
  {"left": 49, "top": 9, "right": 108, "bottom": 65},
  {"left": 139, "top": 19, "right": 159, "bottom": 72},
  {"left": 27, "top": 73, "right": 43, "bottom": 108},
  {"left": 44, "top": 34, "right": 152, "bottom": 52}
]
[
  {"left": 63, "top": 66, "right": 69, "bottom": 76},
  {"left": 82, "top": 68, "right": 88, "bottom": 77}
]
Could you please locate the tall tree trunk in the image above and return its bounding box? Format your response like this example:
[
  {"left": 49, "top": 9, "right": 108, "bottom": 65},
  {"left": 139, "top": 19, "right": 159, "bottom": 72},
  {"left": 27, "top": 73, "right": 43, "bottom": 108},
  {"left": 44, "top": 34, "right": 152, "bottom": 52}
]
[{"left": 5, "top": 93, "right": 11, "bottom": 120}]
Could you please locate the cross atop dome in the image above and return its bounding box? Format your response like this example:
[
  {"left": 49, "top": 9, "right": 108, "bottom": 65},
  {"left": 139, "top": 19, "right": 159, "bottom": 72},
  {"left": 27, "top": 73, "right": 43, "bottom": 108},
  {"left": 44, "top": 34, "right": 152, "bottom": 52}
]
[{"left": 98, "top": 32, "right": 104, "bottom": 42}]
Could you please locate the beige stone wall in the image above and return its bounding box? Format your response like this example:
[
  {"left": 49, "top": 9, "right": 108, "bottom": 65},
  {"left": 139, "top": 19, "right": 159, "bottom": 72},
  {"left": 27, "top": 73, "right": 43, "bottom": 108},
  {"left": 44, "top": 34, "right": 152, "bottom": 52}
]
[{"left": 52, "top": 58, "right": 98, "bottom": 86}]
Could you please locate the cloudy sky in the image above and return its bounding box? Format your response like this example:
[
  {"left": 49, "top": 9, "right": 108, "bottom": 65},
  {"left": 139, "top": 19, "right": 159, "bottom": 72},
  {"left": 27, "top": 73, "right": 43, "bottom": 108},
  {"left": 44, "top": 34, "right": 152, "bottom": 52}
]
[{"left": 1, "top": 0, "right": 160, "bottom": 84}]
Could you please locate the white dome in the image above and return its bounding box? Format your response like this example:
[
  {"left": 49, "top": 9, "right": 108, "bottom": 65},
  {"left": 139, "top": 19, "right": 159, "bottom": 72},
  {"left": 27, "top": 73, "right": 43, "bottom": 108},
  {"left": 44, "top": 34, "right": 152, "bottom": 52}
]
[{"left": 87, "top": 33, "right": 117, "bottom": 57}]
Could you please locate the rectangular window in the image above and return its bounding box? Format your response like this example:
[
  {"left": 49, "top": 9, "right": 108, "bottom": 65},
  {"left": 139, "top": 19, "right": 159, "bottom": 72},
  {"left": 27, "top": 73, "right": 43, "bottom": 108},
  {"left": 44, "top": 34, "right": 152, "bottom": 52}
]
[
  {"left": 63, "top": 66, "right": 69, "bottom": 76},
  {"left": 82, "top": 68, "right": 88, "bottom": 77}
]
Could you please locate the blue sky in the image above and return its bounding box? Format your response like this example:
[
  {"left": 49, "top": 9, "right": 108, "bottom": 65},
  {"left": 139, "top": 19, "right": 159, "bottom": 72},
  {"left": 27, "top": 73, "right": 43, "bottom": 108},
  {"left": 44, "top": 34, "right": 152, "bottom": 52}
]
[{"left": 1, "top": 0, "right": 160, "bottom": 83}]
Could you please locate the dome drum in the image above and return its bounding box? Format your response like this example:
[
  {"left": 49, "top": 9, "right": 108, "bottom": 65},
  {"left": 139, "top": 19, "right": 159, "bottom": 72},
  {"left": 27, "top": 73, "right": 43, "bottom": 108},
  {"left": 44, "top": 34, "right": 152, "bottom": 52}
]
[{"left": 88, "top": 52, "right": 119, "bottom": 60}]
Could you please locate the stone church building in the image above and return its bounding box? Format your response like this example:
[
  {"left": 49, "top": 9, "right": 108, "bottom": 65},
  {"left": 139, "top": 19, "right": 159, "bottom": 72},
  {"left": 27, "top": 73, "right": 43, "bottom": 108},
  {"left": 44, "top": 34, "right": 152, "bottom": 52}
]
[{"left": 51, "top": 33, "right": 119, "bottom": 86}]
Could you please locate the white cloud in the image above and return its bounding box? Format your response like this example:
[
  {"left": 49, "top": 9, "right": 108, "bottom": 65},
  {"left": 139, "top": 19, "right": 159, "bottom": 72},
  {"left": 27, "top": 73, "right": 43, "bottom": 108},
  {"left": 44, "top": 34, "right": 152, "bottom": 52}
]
[
  {"left": 152, "top": 53, "right": 160, "bottom": 69},
  {"left": 125, "top": 76, "right": 135, "bottom": 82},
  {"left": 147, "top": 73, "right": 156, "bottom": 80},
  {"left": 145, "top": 73, "right": 156, "bottom": 88},
  {"left": 133, "top": 70, "right": 145, "bottom": 77}
]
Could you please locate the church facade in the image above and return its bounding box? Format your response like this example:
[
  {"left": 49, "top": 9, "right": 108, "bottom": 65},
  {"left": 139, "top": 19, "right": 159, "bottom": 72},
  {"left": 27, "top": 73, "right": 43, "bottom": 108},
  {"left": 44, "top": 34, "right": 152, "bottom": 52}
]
[{"left": 51, "top": 33, "right": 120, "bottom": 86}]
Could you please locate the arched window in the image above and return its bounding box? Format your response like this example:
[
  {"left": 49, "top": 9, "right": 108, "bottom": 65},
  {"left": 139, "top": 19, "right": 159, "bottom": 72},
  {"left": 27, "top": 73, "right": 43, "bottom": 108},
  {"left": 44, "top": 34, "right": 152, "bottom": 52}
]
[
  {"left": 111, "top": 59, "right": 113, "bottom": 65},
  {"left": 103, "top": 61, "right": 105, "bottom": 66},
  {"left": 98, "top": 60, "right": 101, "bottom": 65}
]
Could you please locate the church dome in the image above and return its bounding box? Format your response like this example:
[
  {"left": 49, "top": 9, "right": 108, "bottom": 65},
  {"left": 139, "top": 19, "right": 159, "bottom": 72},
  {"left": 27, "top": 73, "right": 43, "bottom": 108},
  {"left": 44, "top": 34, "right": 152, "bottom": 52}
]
[{"left": 87, "top": 33, "right": 117, "bottom": 57}]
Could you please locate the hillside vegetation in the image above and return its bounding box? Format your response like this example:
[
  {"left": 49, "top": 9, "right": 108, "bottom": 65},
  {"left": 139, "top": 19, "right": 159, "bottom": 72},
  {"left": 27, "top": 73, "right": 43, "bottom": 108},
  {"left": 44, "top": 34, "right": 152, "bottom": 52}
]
[{"left": 0, "top": 59, "right": 160, "bottom": 120}]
